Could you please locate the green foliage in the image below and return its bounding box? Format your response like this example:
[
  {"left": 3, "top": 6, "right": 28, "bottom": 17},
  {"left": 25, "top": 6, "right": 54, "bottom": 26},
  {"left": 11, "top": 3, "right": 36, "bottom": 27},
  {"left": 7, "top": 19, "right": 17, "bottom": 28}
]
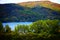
[
  {"left": 0, "top": 22, "right": 4, "bottom": 33},
  {"left": 15, "top": 24, "right": 29, "bottom": 33},
  {"left": 1, "top": 4, "right": 60, "bottom": 22},
  {"left": 30, "top": 20, "right": 60, "bottom": 37},
  {"left": 5, "top": 25, "right": 11, "bottom": 33},
  {"left": 0, "top": 20, "right": 60, "bottom": 40}
]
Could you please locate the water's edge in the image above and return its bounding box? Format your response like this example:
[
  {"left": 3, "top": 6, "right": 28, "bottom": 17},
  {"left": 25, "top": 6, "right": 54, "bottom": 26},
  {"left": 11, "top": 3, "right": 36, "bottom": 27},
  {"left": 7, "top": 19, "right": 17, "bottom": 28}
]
[{"left": 2, "top": 22, "right": 32, "bottom": 30}]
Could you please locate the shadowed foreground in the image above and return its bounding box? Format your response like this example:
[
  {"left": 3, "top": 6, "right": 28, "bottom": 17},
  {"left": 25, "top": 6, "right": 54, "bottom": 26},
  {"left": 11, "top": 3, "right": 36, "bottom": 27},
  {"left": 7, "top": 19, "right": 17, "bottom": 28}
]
[{"left": 0, "top": 20, "right": 60, "bottom": 40}]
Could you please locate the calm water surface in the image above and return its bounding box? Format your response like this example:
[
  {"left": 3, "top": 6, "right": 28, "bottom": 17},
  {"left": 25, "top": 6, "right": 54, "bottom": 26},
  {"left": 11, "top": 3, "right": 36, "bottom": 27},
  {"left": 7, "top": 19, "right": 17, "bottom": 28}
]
[{"left": 2, "top": 22, "right": 32, "bottom": 30}]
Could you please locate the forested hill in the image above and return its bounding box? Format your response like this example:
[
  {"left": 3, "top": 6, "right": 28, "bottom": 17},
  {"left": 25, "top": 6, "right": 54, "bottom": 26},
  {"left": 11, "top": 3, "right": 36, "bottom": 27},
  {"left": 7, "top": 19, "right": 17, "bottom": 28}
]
[{"left": 0, "top": 3, "right": 60, "bottom": 22}]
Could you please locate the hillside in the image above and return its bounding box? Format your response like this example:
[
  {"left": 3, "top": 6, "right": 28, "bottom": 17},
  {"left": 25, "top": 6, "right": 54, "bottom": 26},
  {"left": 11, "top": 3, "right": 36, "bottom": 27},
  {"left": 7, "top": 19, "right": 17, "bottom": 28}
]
[
  {"left": 0, "top": 2, "right": 60, "bottom": 22},
  {"left": 19, "top": 1, "right": 60, "bottom": 12}
]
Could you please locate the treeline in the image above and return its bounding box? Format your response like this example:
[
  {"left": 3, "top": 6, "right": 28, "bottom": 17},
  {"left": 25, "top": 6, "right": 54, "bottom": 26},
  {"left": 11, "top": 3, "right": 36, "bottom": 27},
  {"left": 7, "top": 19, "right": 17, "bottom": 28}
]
[{"left": 0, "top": 20, "right": 60, "bottom": 40}]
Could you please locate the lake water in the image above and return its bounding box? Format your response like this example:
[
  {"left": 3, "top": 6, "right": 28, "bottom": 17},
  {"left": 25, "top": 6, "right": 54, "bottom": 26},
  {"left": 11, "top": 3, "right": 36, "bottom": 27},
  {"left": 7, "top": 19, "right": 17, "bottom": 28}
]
[{"left": 2, "top": 22, "right": 32, "bottom": 30}]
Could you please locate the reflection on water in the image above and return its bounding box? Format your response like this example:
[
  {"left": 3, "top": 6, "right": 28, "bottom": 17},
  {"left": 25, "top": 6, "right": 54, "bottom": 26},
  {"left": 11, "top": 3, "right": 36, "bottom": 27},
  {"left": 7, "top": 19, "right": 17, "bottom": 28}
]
[{"left": 2, "top": 22, "right": 32, "bottom": 30}]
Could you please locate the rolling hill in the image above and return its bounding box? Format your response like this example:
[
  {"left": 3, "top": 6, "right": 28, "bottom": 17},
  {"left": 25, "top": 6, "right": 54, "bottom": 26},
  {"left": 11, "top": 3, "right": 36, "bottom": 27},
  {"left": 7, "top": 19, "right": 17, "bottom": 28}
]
[
  {"left": 19, "top": 1, "right": 60, "bottom": 12},
  {"left": 0, "top": 1, "right": 60, "bottom": 22}
]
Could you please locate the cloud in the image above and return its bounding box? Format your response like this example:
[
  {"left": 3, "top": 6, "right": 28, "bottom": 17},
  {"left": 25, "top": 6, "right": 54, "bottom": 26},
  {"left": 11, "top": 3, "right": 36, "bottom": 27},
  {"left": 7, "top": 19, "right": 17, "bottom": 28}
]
[
  {"left": 0, "top": 0, "right": 40, "bottom": 4},
  {"left": 50, "top": 0, "right": 60, "bottom": 4},
  {"left": 0, "top": 0, "right": 60, "bottom": 4}
]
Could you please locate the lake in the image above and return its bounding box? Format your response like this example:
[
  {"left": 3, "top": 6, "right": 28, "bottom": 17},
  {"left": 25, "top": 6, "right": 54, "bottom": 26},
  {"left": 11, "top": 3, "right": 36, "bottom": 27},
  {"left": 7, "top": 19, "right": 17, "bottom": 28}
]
[{"left": 2, "top": 22, "right": 32, "bottom": 30}]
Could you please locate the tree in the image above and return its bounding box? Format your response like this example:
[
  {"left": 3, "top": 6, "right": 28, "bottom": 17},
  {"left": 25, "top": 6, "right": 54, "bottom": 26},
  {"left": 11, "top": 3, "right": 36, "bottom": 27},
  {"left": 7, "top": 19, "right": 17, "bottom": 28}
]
[
  {"left": 46, "top": 20, "right": 59, "bottom": 34},
  {"left": 30, "top": 20, "right": 60, "bottom": 38},
  {"left": 5, "top": 25, "right": 11, "bottom": 33},
  {"left": 0, "top": 22, "right": 4, "bottom": 33},
  {"left": 30, "top": 20, "right": 47, "bottom": 33},
  {"left": 31, "top": 20, "right": 59, "bottom": 32},
  {"left": 14, "top": 24, "right": 29, "bottom": 33}
]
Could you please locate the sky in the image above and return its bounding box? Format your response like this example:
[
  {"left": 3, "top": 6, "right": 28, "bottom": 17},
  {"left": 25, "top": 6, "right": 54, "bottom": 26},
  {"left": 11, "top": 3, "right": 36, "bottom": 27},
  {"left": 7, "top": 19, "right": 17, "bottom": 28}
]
[{"left": 0, "top": 0, "right": 60, "bottom": 4}]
